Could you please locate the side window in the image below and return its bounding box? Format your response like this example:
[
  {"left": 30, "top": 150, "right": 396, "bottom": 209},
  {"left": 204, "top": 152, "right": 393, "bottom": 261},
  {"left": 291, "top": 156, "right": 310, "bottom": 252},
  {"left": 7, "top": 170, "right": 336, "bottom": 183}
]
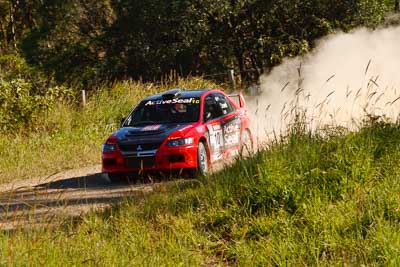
[
  {"left": 214, "top": 93, "right": 234, "bottom": 115},
  {"left": 204, "top": 94, "right": 223, "bottom": 122}
]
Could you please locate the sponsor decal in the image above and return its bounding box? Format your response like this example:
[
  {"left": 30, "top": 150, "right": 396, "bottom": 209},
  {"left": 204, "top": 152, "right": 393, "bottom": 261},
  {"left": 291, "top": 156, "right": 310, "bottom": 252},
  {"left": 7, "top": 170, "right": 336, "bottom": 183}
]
[
  {"left": 141, "top": 125, "right": 161, "bottom": 131},
  {"left": 207, "top": 123, "right": 223, "bottom": 154},
  {"left": 212, "top": 124, "right": 222, "bottom": 131},
  {"left": 223, "top": 118, "right": 241, "bottom": 146},
  {"left": 145, "top": 98, "right": 200, "bottom": 106}
]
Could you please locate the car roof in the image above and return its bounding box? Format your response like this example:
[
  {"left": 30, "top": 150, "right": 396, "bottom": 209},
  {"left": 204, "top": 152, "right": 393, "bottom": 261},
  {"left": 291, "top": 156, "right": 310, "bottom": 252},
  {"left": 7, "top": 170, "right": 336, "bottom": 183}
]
[{"left": 142, "top": 89, "right": 211, "bottom": 101}]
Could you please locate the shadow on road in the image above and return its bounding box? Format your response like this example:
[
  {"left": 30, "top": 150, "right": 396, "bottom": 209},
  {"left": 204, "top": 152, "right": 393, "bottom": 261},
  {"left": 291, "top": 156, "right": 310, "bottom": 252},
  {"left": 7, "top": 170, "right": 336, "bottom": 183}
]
[
  {"left": 0, "top": 172, "right": 153, "bottom": 224},
  {"left": 34, "top": 172, "right": 110, "bottom": 189}
]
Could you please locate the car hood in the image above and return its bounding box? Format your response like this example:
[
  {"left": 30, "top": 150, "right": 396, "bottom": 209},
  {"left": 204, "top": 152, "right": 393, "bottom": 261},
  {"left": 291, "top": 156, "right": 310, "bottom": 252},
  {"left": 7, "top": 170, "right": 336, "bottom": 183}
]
[{"left": 114, "top": 123, "right": 194, "bottom": 146}]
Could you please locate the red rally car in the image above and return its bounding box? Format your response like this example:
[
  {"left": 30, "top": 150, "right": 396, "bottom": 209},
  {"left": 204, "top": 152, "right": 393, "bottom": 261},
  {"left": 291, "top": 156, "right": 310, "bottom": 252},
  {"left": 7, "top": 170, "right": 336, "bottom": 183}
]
[{"left": 102, "top": 88, "right": 254, "bottom": 182}]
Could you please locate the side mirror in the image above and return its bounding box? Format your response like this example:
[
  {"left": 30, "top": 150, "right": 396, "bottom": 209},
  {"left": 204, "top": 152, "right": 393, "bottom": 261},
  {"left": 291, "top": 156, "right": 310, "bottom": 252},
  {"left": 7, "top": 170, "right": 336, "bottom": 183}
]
[
  {"left": 120, "top": 117, "right": 126, "bottom": 128},
  {"left": 204, "top": 112, "right": 212, "bottom": 122}
]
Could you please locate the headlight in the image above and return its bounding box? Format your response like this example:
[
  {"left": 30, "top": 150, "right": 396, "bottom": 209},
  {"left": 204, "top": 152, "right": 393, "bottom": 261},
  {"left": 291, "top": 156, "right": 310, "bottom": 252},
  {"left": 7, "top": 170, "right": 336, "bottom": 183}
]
[
  {"left": 102, "top": 143, "right": 117, "bottom": 152},
  {"left": 166, "top": 137, "right": 194, "bottom": 147}
]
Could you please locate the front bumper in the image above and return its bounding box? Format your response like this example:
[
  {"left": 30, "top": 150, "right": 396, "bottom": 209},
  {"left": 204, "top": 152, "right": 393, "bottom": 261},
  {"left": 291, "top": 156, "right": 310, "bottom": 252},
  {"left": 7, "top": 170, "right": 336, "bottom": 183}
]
[{"left": 102, "top": 144, "right": 198, "bottom": 173}]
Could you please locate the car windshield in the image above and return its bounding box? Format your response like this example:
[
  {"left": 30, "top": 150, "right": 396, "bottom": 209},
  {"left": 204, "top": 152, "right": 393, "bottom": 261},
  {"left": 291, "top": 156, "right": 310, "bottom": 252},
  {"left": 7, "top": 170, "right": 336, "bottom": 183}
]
[{"left": 123, "top": 97, "right": 201, "bottom": 127}]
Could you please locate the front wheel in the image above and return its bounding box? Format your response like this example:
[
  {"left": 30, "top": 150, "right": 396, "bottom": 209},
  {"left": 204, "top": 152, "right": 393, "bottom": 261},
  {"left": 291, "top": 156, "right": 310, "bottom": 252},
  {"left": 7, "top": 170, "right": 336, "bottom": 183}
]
[{"left": 197, "top": 141, "right": 209, "bottom": 176}]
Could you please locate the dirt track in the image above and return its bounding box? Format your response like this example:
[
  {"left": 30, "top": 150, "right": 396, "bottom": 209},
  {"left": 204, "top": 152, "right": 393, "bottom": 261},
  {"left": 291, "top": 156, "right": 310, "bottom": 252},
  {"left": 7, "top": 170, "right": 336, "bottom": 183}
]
[{"left": 0, "top": 165, "right": 155, "bottom": 231}]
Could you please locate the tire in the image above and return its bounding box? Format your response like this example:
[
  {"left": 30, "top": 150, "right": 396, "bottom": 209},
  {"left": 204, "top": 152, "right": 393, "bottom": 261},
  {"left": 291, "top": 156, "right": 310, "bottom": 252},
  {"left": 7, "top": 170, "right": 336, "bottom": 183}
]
[
  {"left": 197, "top": 141, "right": 209, "bottom": 176},
  {"left": 241, "top": 129, "right": 253, "bottom": 156}
]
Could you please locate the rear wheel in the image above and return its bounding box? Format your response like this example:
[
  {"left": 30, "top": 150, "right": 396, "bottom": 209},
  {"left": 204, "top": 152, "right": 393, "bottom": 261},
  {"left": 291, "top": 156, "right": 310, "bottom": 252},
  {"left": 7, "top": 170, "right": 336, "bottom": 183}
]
[{"left": 197, "top": 141, "right": 209, "bottom": 176}]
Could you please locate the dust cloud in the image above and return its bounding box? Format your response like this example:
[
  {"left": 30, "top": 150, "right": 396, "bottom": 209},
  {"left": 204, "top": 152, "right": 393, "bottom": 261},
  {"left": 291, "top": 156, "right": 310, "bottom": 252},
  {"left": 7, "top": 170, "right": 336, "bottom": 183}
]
[{"left": 249, "top": 25, "right": 400, "bottom": 143}]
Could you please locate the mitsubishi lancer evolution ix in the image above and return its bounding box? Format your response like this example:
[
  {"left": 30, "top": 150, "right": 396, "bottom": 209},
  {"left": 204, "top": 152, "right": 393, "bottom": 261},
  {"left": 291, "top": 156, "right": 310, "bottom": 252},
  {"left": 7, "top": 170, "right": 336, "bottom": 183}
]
[{"left": 102, "top": 88, "right": 254, "bottom": 182}]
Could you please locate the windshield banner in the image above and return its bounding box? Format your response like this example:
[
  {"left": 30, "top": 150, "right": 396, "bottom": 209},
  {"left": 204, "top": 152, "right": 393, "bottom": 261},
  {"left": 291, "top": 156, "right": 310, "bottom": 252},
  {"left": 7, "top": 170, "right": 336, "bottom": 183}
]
[{"left": 145, "top": 98, "right": 200, "bottom": 106}]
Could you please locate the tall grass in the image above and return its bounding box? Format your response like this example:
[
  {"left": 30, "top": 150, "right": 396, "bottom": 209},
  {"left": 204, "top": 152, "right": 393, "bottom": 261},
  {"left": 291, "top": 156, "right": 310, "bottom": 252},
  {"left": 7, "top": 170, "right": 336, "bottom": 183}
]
[
  {"left": 1, "top": 115, "right": 400, "bottom": 265},
  {"left": 1, "top": 76, "right": 400, "bottom": 265}
]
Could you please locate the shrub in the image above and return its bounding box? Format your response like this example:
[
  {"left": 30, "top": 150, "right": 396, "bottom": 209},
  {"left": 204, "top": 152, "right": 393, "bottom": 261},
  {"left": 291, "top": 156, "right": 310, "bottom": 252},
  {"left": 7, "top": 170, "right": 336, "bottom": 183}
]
[{"left": 0, "top": 54, "right": 74, "bottom": 131}]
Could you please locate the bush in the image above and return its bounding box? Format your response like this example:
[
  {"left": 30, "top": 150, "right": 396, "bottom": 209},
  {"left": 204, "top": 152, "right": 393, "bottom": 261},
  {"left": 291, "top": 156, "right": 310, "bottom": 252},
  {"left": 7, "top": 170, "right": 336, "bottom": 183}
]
[
  {"left": 0, "top": 54, "right": 74, "bottom": 131},
  {"left": 0, "top": 79, "right": 73, "bottom": 131}
]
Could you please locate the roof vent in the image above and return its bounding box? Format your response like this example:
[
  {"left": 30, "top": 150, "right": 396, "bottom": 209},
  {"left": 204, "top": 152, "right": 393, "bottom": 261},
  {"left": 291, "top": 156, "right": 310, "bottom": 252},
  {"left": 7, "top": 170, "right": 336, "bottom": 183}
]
[{"left": 162, "top": 88, "right": 181, "bottom": 100}]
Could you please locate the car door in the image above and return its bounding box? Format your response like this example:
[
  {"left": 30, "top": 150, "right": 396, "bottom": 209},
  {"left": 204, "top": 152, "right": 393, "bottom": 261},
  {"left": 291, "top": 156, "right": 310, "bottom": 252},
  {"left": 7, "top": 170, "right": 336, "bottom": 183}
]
[
  {"left": 203, "top": 93, "right": 241, "bottom": 162},
  {"left": 213, "top": 93, "right": 242, "bottom": 156},
  {"left": 203, "top": 94, "right": 225, "bottom": 162}
]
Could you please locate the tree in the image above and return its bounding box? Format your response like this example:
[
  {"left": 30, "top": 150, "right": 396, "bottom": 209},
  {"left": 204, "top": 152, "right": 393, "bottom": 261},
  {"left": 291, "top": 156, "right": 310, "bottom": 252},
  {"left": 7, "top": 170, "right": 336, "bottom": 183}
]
[{"left": 15, "top": 0, "right": 393, "bottom": 87}]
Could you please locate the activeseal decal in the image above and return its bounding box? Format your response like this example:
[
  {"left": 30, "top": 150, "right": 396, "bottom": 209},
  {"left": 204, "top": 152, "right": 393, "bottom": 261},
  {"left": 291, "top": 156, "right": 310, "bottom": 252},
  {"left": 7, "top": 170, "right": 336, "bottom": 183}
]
[
  {"left": 223, "top": 117, "right": 241, "bottom": 147},
  {"left": 144, "top": 98, "right": 200, "bottom": 106}
]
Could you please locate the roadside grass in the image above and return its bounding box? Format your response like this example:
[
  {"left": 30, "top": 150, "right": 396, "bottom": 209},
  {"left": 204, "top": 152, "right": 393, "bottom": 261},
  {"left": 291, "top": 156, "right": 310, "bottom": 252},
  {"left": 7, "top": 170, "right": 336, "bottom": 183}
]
[
  {"left": 1, "top": 117, "right": 400, "bottom": 265},
  {"left": 0, "top": 77, "right": 218, "bottom": 183},
  {"left": 1, "top": 75, "right": 400, "bottom": 265}
]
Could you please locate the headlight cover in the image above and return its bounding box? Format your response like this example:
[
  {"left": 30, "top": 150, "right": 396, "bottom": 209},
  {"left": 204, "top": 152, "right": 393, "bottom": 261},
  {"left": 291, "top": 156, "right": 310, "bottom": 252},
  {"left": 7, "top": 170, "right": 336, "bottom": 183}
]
[
  {"left": 166, "top": 137, "right": 194, "bottom": 147},
  {"left": 102, "top": 143, "right": 117, "bottom": 152}
]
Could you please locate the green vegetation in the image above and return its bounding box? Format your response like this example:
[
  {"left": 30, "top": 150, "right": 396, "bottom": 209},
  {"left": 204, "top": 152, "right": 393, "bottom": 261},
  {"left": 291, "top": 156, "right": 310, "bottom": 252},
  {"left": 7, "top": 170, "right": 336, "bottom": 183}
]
[
  {"left": 1, "top": 0, "right": 399, "bottom": 152},
  {"left": 0, "top": 0, "right": 398, "bottom": 85},
  {"left": 2, "top": 72, "right": 399, "bottom": 264},
  {"left": 1, "top": 1, "right": 400, "bottom": 265},
  {"left": 1, "top": 115, "right": 400, "bottom": 265}
]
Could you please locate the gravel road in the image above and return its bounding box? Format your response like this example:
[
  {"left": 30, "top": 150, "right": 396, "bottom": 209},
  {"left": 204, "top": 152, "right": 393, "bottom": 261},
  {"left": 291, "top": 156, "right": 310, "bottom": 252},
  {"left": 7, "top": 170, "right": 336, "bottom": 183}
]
[{"left": 0, "top": 165, "right": 156, "bottom": 231}]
